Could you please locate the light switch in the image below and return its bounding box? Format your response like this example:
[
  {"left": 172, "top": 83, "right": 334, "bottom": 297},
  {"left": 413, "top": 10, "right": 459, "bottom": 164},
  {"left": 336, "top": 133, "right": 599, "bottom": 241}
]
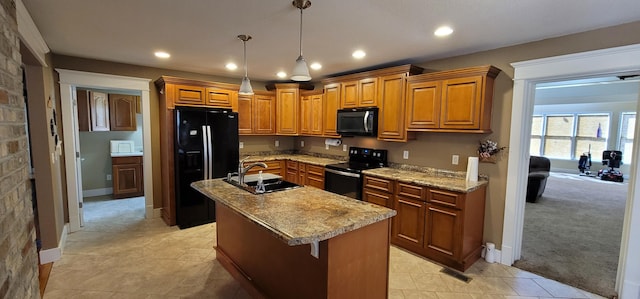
[
  {"left": 325, "top": 144, "right": 329, "bottom": 150},
  {"left": 275, "top": 140, "right": 280, "bottom": 147},
  {"left": 452, "top": 155, "right": 459, "bottom": 165},
  {"left": 403, "top": 150, "right": 409, "bottom": 159},
  {"left": 301, "top": 141, "right": 305, "bottom": 147},
  {"left": 239, "top": 142, "right": 244, "bottom": 149},
  {"left": 343, "top": 144, "right": 348, "bottom": 151}
]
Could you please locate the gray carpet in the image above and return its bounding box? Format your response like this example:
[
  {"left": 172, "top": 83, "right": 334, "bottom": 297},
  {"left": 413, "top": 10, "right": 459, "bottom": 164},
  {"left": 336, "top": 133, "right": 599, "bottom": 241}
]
[{"left": 514, "top": 172, "right": 627, "bottom": 298}]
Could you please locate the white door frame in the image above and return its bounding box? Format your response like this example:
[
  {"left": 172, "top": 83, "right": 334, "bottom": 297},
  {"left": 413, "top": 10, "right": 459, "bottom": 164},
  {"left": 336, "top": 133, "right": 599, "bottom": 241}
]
[
  {"left": 57, "top": 69, "right": 153, "bottom": 232},
  {"left": 501, "top": 43, "right": 640, "bottom": 298}
]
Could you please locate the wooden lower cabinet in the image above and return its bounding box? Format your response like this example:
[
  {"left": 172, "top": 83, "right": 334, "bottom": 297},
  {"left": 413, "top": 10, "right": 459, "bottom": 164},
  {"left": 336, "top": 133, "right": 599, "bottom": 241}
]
[
  {"left": 112, "top": 156, "right": 144, "bottom": 199},
  {"left": 284, "top": 161, "right": 325, "bottom": 188},
  {"left": 364, "top": 175, "right": 486, "bottom": 271}
]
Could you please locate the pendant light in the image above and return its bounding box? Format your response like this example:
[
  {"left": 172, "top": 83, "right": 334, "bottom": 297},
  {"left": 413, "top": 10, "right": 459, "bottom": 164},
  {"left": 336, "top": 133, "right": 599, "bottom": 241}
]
[
  {"left": 238, "top": 34, "right": 254, "bottom": 95},
  {"left": 290, "top": 0, "right": 312, "bottom": 81}
]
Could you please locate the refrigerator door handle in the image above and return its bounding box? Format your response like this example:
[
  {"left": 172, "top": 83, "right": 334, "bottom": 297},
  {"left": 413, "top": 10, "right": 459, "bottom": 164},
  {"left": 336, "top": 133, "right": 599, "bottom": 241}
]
[
  {"left": 202, "top": 125, "right": 209, "bottom": 180},
  {"left": 206, "top": 125, "right": 213, "bottom": 180}
]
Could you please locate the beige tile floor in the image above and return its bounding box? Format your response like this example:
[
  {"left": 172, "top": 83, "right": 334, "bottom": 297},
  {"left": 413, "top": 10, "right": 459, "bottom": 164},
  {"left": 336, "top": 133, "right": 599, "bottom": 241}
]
[{"left": 43, "top": 196, "right": 606, "bottom": 299}]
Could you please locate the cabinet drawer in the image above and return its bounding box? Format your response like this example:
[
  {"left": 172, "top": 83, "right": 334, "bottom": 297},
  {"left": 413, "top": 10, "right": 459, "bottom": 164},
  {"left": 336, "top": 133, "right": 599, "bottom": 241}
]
[
  {"left": 112, "top": 156, "right": 142, "bottom": 165},
  {"left": 397, "top": 182, "right": 424, "bottom": 201},
  {"left": 244, "top": 160, "right": 283, "bottom": 176},
  {"left": 363, "top": 176, "right": 394, "bottom": 193},
  {"left": 428, "top": 189, "right": 462, "bottom": 208},
  {"left": 363, "top": 188, "right": 392, "bottom": 208},
  {"left": 286, "top": 160, "right": 298, "bottom": 170},
  {"left": 306, "top": 165, "right": 324, "bottom": 178}
]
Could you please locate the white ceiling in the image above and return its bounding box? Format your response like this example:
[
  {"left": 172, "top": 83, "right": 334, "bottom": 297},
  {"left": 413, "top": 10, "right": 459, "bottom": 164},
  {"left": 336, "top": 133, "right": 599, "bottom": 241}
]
[{"left": 22, "top": 0, "right": 640, "bottom": 82}]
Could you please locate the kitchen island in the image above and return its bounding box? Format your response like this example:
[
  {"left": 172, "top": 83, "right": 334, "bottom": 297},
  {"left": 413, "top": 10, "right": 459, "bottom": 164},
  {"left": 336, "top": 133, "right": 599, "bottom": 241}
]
[{"left": 191, "top": 179, "right": 396, "bottom": 299}]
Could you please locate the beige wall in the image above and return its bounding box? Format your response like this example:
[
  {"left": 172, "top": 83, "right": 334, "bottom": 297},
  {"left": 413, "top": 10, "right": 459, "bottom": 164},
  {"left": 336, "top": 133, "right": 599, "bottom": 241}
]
[{"left": 50, "top": 21, "right": 640, "bottom": 249}]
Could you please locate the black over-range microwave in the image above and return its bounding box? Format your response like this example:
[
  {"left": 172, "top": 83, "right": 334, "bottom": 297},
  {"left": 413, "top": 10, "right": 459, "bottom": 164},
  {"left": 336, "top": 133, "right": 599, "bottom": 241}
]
[{"left": 336, "top": 107, "right": 378, "bottom": 137}]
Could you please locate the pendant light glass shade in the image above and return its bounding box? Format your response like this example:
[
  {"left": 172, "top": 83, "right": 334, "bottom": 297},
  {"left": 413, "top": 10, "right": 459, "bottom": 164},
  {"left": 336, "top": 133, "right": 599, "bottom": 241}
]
[
  {"left": 237, "top": 34, "right": 254, "bottom": 95},
  {"left": 239, "top": 76, "right": 253, "bottom": 95},
  {"left": 291, "top": 0, "right": 311, "bottom": 81}
]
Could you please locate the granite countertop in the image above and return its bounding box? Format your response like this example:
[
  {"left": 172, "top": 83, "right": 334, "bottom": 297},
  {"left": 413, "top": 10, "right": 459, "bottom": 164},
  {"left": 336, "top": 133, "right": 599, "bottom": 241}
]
[
  {"left": 242, "top": 154, "right": 345, "bottom": 167},
  {"left": 362, "top": 167, "right": 487, "bottom": 193},
  {"left": 191, "top": 179, "right": 396, "bottom": 246}
]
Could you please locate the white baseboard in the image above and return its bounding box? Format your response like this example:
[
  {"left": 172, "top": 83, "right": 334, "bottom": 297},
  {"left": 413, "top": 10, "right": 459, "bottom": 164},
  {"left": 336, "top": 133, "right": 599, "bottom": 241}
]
[
  {"left": 620, "top": 280, "right": 639, "bottom": 299},
  {"left": 152, "top": 208, "right": 162, "bottom": 218},
  {"left": 39, "top": 223, "right": 68, "bottom": 264},
  {"left": 500, "top": 245, "right": 514, "bottom": 265},
  {"left": 82, "top": 188, "right": 113, "bottom": 197}
]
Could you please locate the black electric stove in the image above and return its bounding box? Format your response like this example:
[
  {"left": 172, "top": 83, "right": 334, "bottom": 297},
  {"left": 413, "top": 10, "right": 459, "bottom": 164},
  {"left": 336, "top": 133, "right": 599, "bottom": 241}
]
[{"left": 324, "top": 147, "right": 388, "bottom": 200}]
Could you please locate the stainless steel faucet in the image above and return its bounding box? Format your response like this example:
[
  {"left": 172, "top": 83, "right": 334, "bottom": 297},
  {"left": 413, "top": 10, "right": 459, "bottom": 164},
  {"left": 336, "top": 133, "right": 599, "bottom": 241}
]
[{"left": 237, "top": 156, "right": 268, "bottom": 185}]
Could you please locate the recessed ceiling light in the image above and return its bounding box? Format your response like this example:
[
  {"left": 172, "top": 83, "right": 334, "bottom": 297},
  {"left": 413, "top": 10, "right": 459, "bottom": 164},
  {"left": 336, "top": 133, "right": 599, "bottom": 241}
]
[
  {"left": 226, "top": 63, "right": 238, "bottom": 70},
  {"left": 276, "top": 71, "right": 287, "bottom": 78},
  {"left": 434, "top": 26, "right": 453, "bottom": 37},
  {"left": 310, "top": 63, "right": 322, "bottom": 70},
  {"left": 154, "top": 51, "right": 170, "bottom": 58},
  {"left": 352, "top": 50, "right": 366, "bottom": 59}
]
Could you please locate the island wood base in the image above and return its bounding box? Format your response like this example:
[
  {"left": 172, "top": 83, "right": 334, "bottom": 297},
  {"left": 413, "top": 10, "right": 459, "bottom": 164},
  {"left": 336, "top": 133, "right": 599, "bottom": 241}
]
[{"left": 215, "top": 204, "right": 391, "bottom": 299}]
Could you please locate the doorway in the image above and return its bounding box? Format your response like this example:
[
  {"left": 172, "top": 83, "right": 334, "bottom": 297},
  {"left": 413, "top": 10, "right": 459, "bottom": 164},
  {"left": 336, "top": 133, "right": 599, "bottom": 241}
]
[
  {"left": 57, "top": 69, "right": 153, "bottom": 233},
  {"left": 502, "top": 44, "right": 640, "bottom": 298}
]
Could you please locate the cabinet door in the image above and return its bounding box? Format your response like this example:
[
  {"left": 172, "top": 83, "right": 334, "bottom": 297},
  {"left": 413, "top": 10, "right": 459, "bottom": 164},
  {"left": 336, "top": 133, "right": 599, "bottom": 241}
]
[
  {"left": 109, "top": 94, "right": 137, "bottom": 131},
  {"left": 237, "top": 95, "right": 253, "bottom": 135},
  {"left": 276, "top": 87, "right": 299, "bottom": 135},
  {"left": 341, "top": 81, "right": 358, "bottom": 108},
  {"left": 76, "top": 89, "right": 91, "bottom": 131},
  {"left": 425, "top": 204, "right": 462, "bottom": 259},
  {"left": 254, "top": 94, "right": 276, "bottom": 134},
  {"left": 285, "top": 160, "right": 298, "bottom": 183},
  {"left": 206, "top": 87, "right": 234, "bottom": 108},
  {"left": 406, "top": 81, "right": 441, "bottom": 130},
  {"left": 112, "top": 156, "right": 143, "bottom": 199},
  {"left": 323, "top": 84, "right": 340, "bottom": 137},
  {"left": 174, "top": 84, "right": 205, "bottom": 106},
  {"left": 358, "top": 77, "right": 378, "bottom": 107},
  {"left": 440, "top": 76, "right": 483, "bottom": 129},
  {"left": 299, "top": 95, "right": 311, "bottom": 135},
  {"left": 90, "top": 91, "right": 110, "bottom": 131},
  {"left": 298, "top": 162, "right": 307, "bottom": 186},
  {"left": 310, "top": 94, "right": 324, "bottom": 135},
  {"left": 392, "top": 195, "right": 425, "bottom": 251},
  {"left": 377, "top": 73, "right": 408, "bottom": 141}
]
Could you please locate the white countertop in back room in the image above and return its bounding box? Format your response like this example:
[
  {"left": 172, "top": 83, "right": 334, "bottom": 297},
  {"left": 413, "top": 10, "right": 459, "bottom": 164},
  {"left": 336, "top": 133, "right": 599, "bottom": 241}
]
[{"left": 110, "top": 152, "right": 143, "bottom": 157}]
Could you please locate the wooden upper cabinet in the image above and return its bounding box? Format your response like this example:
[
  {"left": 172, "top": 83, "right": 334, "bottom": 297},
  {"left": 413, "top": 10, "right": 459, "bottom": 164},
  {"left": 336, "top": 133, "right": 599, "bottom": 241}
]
[
  {"left": 155, "top": 76, "right": 239, "bottom": 111},
  {"left": 406, "top": 81, "right": 441, "bottom": 129},
  {"left": 310, "top": 94, "right": 324, "bottom": 135},
  {"left": 206, "top": 87, "right": 235, "bottom": 108},
  {"left": 90, "top": 91, "right": 110, "bottom": 131},
  {"left": 76, "top": 89, "right": 91, "bottom": 132},
  {"left": 440, "top": 76, "right": 483, "bottom": 130},
  {"left": 238, "top": 92, "right": 276, "bottom": 135},
  {"left": 276, "top": 84, "right": 300, "bottom": 135},
  {"left": 299, "top": 94, "right": 311, "bottom": 135},
  {"left": 405, "top": 65, "right": 500, "bottom": 133},
  {"left": 175, "top": 84, "right": 206, "bottom": 106},
  {"left": 323, "top": 83, "right": 340, "bottom": 137},
  {"left": 254, "top": 93, "right": 276, "bottom": 134},
  {"left": 237, "top": 94, "right": 253, "bottom": 135},
  {"left": 109, "top": 94, "right": 137, "bottom": 131},
  {"left": 378, "top": 73, "right": 412, "bottom": 142},
  {"left": 340, "top": 78, "right": 378, "bottom": 108}
]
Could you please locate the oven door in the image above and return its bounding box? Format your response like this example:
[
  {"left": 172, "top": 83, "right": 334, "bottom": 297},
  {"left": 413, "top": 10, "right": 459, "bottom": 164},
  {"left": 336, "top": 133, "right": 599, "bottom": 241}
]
[{"left": 324, "top": 168, "right": 362, "bottom": 200}]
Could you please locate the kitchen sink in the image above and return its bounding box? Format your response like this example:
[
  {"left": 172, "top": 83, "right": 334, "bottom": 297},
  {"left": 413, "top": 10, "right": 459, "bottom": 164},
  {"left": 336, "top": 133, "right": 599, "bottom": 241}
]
[{"left": 224, "top": 177, "right": 301, "bottom": 194}]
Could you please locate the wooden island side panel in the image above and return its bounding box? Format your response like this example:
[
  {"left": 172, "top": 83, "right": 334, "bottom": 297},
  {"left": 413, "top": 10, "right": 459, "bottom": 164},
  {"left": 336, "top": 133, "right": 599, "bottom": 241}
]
[{"left": 215, "top": 204, "right": 390, "bottom": 299}]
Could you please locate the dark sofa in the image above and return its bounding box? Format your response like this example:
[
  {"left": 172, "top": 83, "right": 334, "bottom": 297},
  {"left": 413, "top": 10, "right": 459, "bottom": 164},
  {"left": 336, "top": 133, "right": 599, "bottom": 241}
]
[{"left": 527, "top": 156, "right": 550, "bottom": 202}]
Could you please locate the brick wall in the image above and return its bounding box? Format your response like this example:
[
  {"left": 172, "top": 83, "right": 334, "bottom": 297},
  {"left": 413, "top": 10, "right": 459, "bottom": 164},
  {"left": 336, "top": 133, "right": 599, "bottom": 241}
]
[{"left": 0, "top": 0, "right": 41, "bottom": 298}]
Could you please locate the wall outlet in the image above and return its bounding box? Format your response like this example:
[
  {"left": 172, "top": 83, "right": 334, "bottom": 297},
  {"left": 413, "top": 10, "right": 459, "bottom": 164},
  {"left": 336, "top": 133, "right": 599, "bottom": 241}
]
[
  {"left": 325, "top": 144, "right": 329, "bottom": 150},
  {"left": 343, "top": 144, "right": 348, "bottom": 151},
  {"left": 275, "top": 140, "right": 279, "bottom": 147},
  {"left": 301, "top": 141, "right": 305, "bottom": 147},
  {"left": 403, "top": 150, "right": 409, "bottom": 159},
  {"left": 239, "top": 142, "right": 244, "bottom": 149},
  {"left": 452, "top": 155, "right": 459, "bottom": 165},
  {"left": 106, "top": 174, "right": 112, "bottom": 181}
]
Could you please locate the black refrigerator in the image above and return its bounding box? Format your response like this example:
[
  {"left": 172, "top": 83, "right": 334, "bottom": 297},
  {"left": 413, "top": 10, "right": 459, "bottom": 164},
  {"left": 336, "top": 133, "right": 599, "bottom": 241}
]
[{"left": 174, "top": 107, "right": 239, "bottom": 229}]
